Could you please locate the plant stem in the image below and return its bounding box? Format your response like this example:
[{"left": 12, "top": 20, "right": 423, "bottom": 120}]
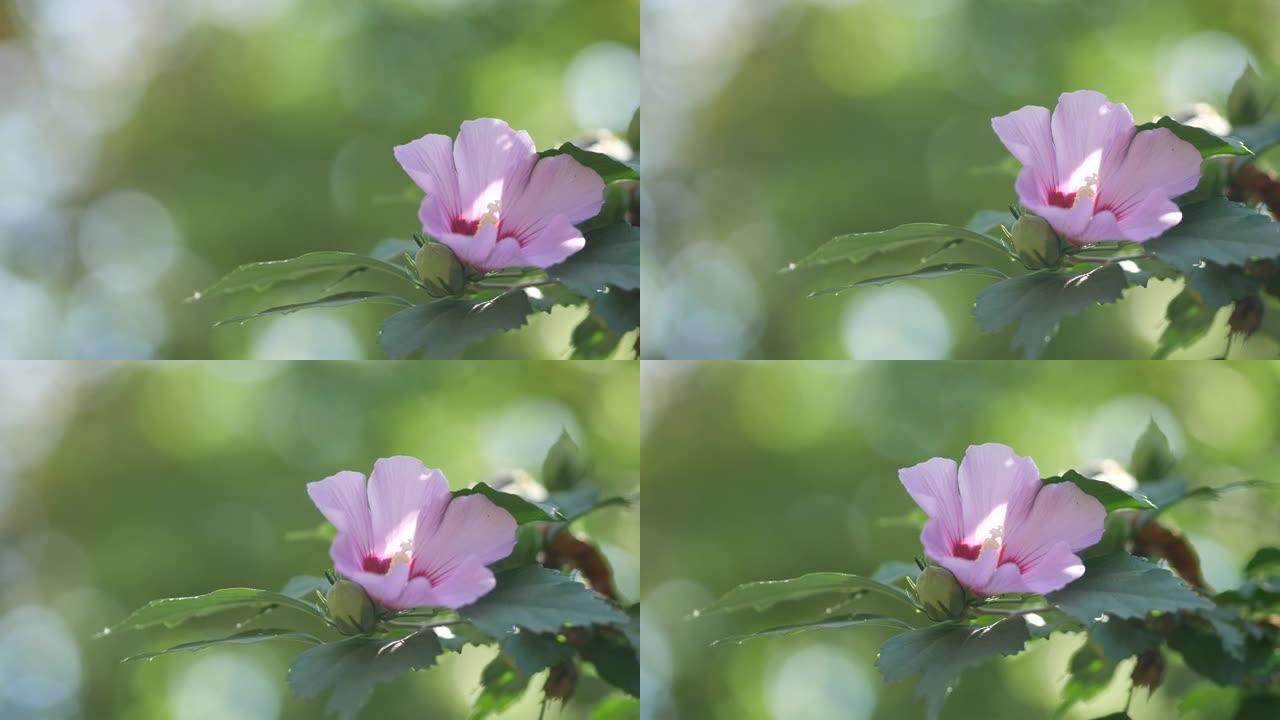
[
  {"left": 473, "top": 281, "right": 557, "bottom": 291},
  {"left": 981, "top": 606, "right": 1053, "bottom": 617}
]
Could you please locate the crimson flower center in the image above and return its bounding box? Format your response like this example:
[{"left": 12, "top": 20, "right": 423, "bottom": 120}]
[{"left": 1047, "top": 189, "right": 1077, "bottom": 209}]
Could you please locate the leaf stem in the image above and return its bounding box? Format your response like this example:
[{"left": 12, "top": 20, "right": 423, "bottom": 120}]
[
  {"left": 473, "top": 281, "right": 557, "bottom": 291},
  {"left": 979, "top": 606, "right": 1053, "bottom": 617}
]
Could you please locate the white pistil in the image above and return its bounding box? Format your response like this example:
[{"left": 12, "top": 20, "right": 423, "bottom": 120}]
[
  {"left": 390, "top": 540, "right": 413, "bottom": 567},
  {"left": 1076, "top": 174, "right": 1099, "bottom": 201},
  {"left": 981, "top": 525, "right": 1004, "bottom": 553},
  {"left": 478, "top": 200, "right": 501, "bottom": 227}
]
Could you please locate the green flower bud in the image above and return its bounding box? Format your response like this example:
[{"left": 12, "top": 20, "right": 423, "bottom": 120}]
[
  {"left": 1010, "top": 214, "right": 1062, "bottom": 269},
  {"left": 327, "top": 579, "right": 377, "bottom": 635},
  {"left": 415, "top": 242, "right": 466, "bottom": 294},
  {"left": 916, "top": 566, "right": 967, "bottom": 622}
]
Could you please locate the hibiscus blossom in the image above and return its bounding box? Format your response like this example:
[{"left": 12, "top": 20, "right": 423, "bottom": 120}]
[
  {"left": 993, "top": 90, "right": 1202, "bottom": 245},
  {"left": 307, "top": 456, "right": 517, "bottom": 610},
  {"left": 394, "top": 119, "right": 605, "bottom": 271},
  {"left": 898, "top": 443, "right": 1106, "bottom": 596}
]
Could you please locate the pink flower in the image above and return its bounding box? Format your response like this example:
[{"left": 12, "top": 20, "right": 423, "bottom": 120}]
[
  {"left": 898, "top": 443, "right": 1106, "bottom": 597},
  {"left": 307, "top": 456, "right": 517, "bottom": 610},
  {"left": 992, "top": 90, "right": 1202, "bottom": 245},
  {"left": 394, "top": 119, "right": 606, "bottom": 271}
]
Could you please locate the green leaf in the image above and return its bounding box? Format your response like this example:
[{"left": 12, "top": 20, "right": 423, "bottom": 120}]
[
  {"left": 712, "top": 613, "right": 912, "bottom": 646},
  {"left": 453, "top": 482, "right": 565, "bottom": 524},
  {"left": 194, "top": 252, "right": 421, "bottom": 299},
  {"left": 810, "top": 263, "right": 1009, "bottom": 296},
  {"left": 548, "top": 223, "right": 640, "bottom": 296},
  {"left": 974, "top": 264, "right": 1131, "bottom": 359},
  {"left": 1234, "top": 122, "right": 1280, "bottom": 158},
  {"left": 1139, "top": 480, "right": 1271, "bottom": 525},
  {"left": 966, "top": 209, "right": 1014, "bottom": 235},
  {"left": 1186, "top": 262, "right": 1262, "bottom": 311},
  {"left": 214, "top": 291, "right": 412, "bottom": 327},
  {"left": 282, "top": 575, "right": 333, "bottom": 599},
  {"left": 1046, "top": 553, "right": 1212, "bottom": 623},
  {"left": 378, "top": 292, "right": 533, "bottom": 359},
  {"left": 1228, "top": 64, "right": 1276, "bottom": 127},
  {"left": 288, "top": 631, "right": 444, "bottom": 720},
  {"left": 1130, "top": 419, "right": 1176, "bottom": 483},
  {"left": 459, "top": 565, "right": 628, "bottom": 638},
  {"left": 124, "top": 628, "right": 322, "bottom": 662},
  {"left": 500, "top": 631, "right": 574, "bottom": 676},
  {"left": 1135, "top": 116, "right": 1251, "bottom": 158},
  {"left": 871, "top": 561, "right": 921, "bottom": 586},
  {"left": 1154, "top": 288, "right": 1219, "bottom": 359},
  {"left": 592, "top": 286, "right": 640, "bottom": 334},
  {"left": 788, "top": 223, "right": 1011, "bottom": 271},
  {"left": 539, "top": 142, "right": 638, "bottom": 183},
  {"left": 571, "top": 313, "right": 625, "bottom": 359},
  {"left": 102, "top": 588, "right": 326, "bottom": 635},
  {"left": 286, "top": 522, "right": 337, "bottom": 543},
  {"left": 591, "top": 696, "right": 640, "bottom": 720},
  {"left": 1145, "top": 199, "right": 1280, "bottom": 273},
  {"left": 1061, "top": 640, "right": 1118, "bottom": 709},
  {"left": 876, "top": 618, "right": 1030, "bottom": 720},
  {"left": 582, "top": 633, "right": 640, "bottom": 697},
  {"left": 542, "top": 431, "right": 586, "bottom": 492},
  {"left": 696, "top": 572, "right": 914, "bottom": 617},
  {"left": 1089, "top": 618, "right": 1162, "bottom": 664},
  {"left": 1043, "top": 470, "right": 1156, "bottom": 512},
  {"left": 548, "top": 487, "right": 634, "bottom": 525},
  {"left": 1245, "top": 547, "right": 1280, "bottom": 578},
  {"left": 471, "top": 656, "right": 529, "bottom": 720}
]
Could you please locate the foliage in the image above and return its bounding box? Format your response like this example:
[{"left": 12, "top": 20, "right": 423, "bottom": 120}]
[
  {"left": 700, "top": 420, "right": 1280, "bottom": 719},
  {"left": 791, "top": 66, "right": 1280, "bottom": 359},
  {"left": 107, "top": 435, "right": 639, "bottom": 719}
]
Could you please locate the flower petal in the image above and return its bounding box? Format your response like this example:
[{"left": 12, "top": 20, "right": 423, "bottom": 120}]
[
  {"left": 394, "top": 134, "right": 460, "bottom": 217},
  {"left": 502, "top": 154, "right": 605, "bottom": 243},
  {"left": 956, "top": 443, "right": 1041, "bottom": 545},
  {"left": 517, "top": 214, "right": 587, "bottom": 269},
  {"left": 937, "top": 544, "right": 1000, "bottom": 596},
  {"left": 899, "top": 457, "right": 963, "bottom": 546},
  {"left": 1114, "top": 192, "right": 1183, "bottom": 243},
  {"left": 1005, "top": 481, "right": 1106, "bottom": 564},
  {"left": 436, "top": 223, "right": 499, "bottom": 270},
  {"left": 346, "top": 563, "right": 413, "bottom": 609},
  {"left": 307, "top": 471, "right": 373, "bottom": 551},
  {"left": 426, "top": 557, "right": 498, "bottom": 609},
  {"left": 1097, "top": 127, "right": 1201, "bottom": 224},
  {"left": 453, "top": 119, "right": 537, "bottom": 219},
  {"left": 1049, "top": 90, "right": 1135, "bottom": 192},
  {"left": 367, "top": 457, "right": 450, "bottom": 557},
  {"left": 993, "top": 104, "right": 1057, "bottom": 199},
  {"left": 415, "top": 494, "right": 517, "bottom": 576},
  {"left": 1013, "top": 541, "right": 1087, "bottom": 595}
]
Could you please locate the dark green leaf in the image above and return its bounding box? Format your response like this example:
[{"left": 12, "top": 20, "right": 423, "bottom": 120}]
[
  {"left": 459, "top": 566, "right": 628, "bottom": 638},
  {"left": 696, "top": 572, "right": 914, "bottom": 617},
  {"left": 214, "top": 291, "right": 412, "bottom": 327},
  {"left": 1155, "top": 288, "right": 1219, "bottom": 359},
  {"left": 1146, "top": 199, "right": 1280, "bottom": 273},
  {"left": 500, "top": 631, "right": 574, "bottom": 676},
  {"left": 102, "top": 588, "right": 326, "bottom": 635},
  {"left": 548, "top": 487, "right": 634, "bottom": 525},
  {"left": 472, "top": 656, "right": 528, "bottom": 720},
  {"left": 571, "top": 313, "right": 625, "bottom": 359},
  {"left": 1245, "top": 547, "right": 1280, "bottom": 578},
  {"left": 453, "top": 482, "right": 564, "bottom": 524},
  {"left": 1129, "top": 420, "right": 1176, "bottom": 483},
  {"left": 712, "top": 613, "right": 912, "bottom": 646},
  {"left": 378, "top": 292, "right": 533, "bottom": 359},
  {"left": 1047, "top": 553, "right": 1212, "bottom": 623},
  {"left": 548, "top": 223, "right": 640, "bottom": 296},
  {"left": 194, "top": 252, "right": 420, "bottom": 299},
  {"left": 876, "top": 618, "right": 1029, "bottom": 720},
  {"left": 288, "top": 631, "right": 444, "bottom": 720},
  {"left": 1228, "top": 65, "right": 1276, "bottom": 127},
  {"left": 282, "top": 575, "right": 332, "bottom": 599},
  {"left": 1139, "top": 480, "right": 1271, "bottom": 525},
  {"left": 788, "top": 223, "right": 1011, "bottom": 271},
  {"left": 1061, "top": 640, "right": 1117, "bottom": 709},
  {"left": 974, "top": 264, "right": 1130, "bottom": 359},
  {"left": 1187, "top": 262, "right": 1263, "bottom": 311},
  {"left": 1234, "top": 122, "right": 1280, "bottom": 158},
  {"left": 1043, "top": 470, "right": 1156, "bottom": 512},
  {"left": 966, "top": 210, "right": 1014, "bottom": 236},
  {"left": 592, "top": 286, "right": 640, "bottom": 334},
  {"left": 810, "top": 263, "right": 1009, "bottom": 296},
  {"left": 539, "top": 142, "right": 638, "bottom": 183},
  {"left": 124, "top": 628, "right": 321, "bottom": 662},
  {"left": 542, "top": 430, "right": 586, "bottom": 492},
  {"left": 582, "top": 633, "right": 639, "bottom": 697},
  {"left": 1135, "top": 116, "right": 1251, "bottom": 158},
  {"left": 1089, "top": 618, "right": 1162, "bottom": 664}
]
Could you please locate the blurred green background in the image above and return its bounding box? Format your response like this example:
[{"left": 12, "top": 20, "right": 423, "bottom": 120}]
[
  {"left": 641, "top": 0, "right": 1280, "bottom": 359},
  {"left": 0, "top": 0, "right": 638, "bottom": 359},
  {"left": 641, "top": 361, "right": 1280, "bottom": 719},
  {"left": 0, "top": 361, "right": 640, "bottom": 718}
]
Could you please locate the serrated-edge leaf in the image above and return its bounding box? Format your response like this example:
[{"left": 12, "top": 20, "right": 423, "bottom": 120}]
[
  {"left": 539, "top": 142, "right": 638, "bottom": 183},
  {"left": 1154, "top": 288, "right": 1218, "bottom": 359},
  {"left": 1043, "top": 470, "right": 1156, "bottom": 511},
  {"left": 378, "top": 292, "right": 533, "bottom": 360},
  {"left": 1135, "top": 116, "right": 1252, "bottom": 157},
  {"left": 712, "top": 613, "right": 913, "bottom": 646},
  {"left": 453, "top": 482, "right": 565, "bottom": 523},
  {"left": 214, "top": 291, "right": 413, "bottom": 327},
  {"left": 458, "top": 565, "right": 628, "bottom": 638},
  {"left": 1047, "top": 553, "right": 1213, "bottom": 623},
  {"left": 123, "top": 628, "right": 322, "bottom": 662},
  {"left": 288, "top": 630, "right": 444, "bottom": 720},
  {"left": 696, "top": 572, "right": 915, "bottom": 617},
  {"left": 1138, "top": 480, "right": 1271, "bottom": 526},
  {"left": 1146, "top": 199, "right": 1280, "bottom": 272},
  {"left": 788, "top": 223, "right": 1011, "bottom": 271},
  {"left": 810, "top": 263, "right": 1009, "bottom": 296},
  {"left": 548, "top": 223, "right": 639, "bottom": 296},
  {"left": 194, "top": 252, "right": 421, "bottom": 299},
  {"left": 974, "top": 264, "right": 1130, "bottom": 359},
  {"left": 102, "top": 588, "right": 326, "bottom": 636},
  {"left": 1245, "top": 547, "right": 1280, "bottom": 578}
]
